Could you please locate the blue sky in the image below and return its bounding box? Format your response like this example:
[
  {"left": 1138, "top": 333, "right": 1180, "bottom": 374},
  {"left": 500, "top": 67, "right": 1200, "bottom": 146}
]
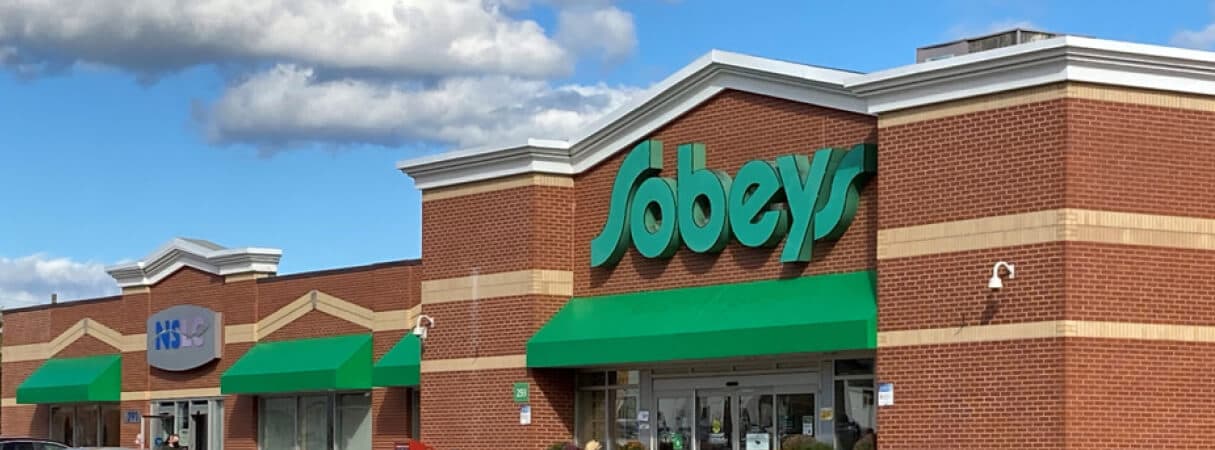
[{"left": 2, "top": 0, "right": 1214, "bottom": 306}]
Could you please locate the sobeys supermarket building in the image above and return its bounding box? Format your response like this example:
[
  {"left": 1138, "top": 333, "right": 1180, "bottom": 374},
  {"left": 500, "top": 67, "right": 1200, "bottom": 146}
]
[{"left": 6, "top": 30, "right": 1215, "bottom": 450}]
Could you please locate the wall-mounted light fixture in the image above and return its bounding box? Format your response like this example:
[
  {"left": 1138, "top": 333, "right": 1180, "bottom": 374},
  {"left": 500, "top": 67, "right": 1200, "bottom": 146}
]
[
  {"left": 988, "top": 261, "right": 1015, "bottom": 290},
  {"left": 412, "top": 314, "right": 435, "bottom": 340}
]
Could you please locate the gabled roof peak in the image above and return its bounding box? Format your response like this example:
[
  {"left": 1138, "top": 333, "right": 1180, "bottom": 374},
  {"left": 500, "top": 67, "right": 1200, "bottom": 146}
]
[{"left": 106, "top": 238, "right": 282, "bottom": 288}]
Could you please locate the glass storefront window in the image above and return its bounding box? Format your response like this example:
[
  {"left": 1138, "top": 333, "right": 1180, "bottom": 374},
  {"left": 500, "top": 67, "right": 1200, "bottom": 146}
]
[
  {"left": 50, "top": 406, "right": 74, "bottom": 445},
  {"left": 77, "top": 406, "right": 99, "bottom": 447},
  {"left": 337, "top": 394, "right": 371, "bottom": 450},
  {"left": 611, "top": 388, "right": 639, "bottom": 447},
  {"left": 300, "top": 395, "right": 330, "bottom": 450},
  {"left": 655, "top": 396, "right": 690, "bottom": 450},
  {"left": 260, "top": 397, "right": 297, "bottom": 450},
  {"left": 577, "top": 390, "right": 608, "bottom": 445},
  {"left": 260, "top": 393, "right": 370, "bottom": 450},
  {"left": 776, "top": 393, "right": 816, "bottom": 448},
  {"left": 48, "top": 405, "right": 119, "bottom": 447},
  {"left": 695, "top": 393, "right": 731, "bottom": 450},
  {"left": 576, "top": 371, "right": 641, "bottom": 450},
  {"left": 834, "top": 379, "right": 875, "bottom": 450}
]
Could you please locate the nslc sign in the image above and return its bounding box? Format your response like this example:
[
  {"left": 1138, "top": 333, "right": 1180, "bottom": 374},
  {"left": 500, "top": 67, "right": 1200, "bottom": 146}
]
[
  {"left": 591, "top": 140, "right": 876, "bottom": 267},
  {"left": 146, "top": 305, "right": 223, "bottom": 371}
]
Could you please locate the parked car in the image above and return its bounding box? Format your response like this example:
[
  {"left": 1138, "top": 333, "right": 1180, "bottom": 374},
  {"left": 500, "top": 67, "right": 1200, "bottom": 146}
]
[{"left": 0, "top": 437, "right": 69, "bottom": 450}]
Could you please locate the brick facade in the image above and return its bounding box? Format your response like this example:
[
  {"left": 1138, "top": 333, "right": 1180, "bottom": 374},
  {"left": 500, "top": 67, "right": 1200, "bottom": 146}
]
[
  {"left": 1, "top": 260, "right": 420, "bottom": 450},
  {"left": 9, "top": 50, "right": 1215, "bottom": 450},
  {"left": 876, "top": 87, "right": 1215, "bottom": 449}
]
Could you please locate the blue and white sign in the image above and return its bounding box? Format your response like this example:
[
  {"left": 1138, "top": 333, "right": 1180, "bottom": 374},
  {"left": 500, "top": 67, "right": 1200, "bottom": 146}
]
[
  {"left": 877, "top": 383, "right": 893, "bottom": 407},
  {"left": 146, "top": 305, "right": 223, "bottom": 371},
  {"left": 125, "top": 410, "right": 141, "bottom": 424}
]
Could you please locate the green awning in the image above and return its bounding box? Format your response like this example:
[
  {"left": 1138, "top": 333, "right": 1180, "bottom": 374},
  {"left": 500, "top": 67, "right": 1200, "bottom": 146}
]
[
  {"left": 221, "top": 333, "right": 372, "bottom": 394},
  {"left": 17, "top": 354, "right": 121, "bottom": 404},
  {"left": 373, "top": 334, "right": 421, "bottom": 387},
  {"left": 527, "top": 270, "right": 876, "bottom": 368}
]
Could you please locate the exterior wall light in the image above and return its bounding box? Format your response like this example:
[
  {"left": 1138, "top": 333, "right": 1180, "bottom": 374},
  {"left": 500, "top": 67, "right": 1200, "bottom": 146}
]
[
  {"left": 988, "top": 261, "right": 1015, "bottom": 290},
  {"left": 413, "top": 314, "right": 435, "bottom": 340}
]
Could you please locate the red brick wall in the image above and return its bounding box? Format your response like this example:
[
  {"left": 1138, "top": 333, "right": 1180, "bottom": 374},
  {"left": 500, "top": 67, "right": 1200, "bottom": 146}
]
[
  {"left": 1064, "top": 338, "right": 1215, "bottom": 449},
  {"left": 877, "top": 243, "right": 1065, "bottom": 331},
  {"left": 875, "top": 91, "right": 1070, "bottom": 448},
  {"left": 878, "top": 99, "right": 1067, "bottom": 229},
  {"left": 1064, "top": 98, "right": 1215, "bottom": 218},
  {"left": 876, "top": 339, "right": 1066, "bottom": 450},
  {"left": 420, "top": 368, "right": 574, "bottom": 450},
  {"left": 421, "top": 185, "right": 575, "bottom": 281},
  {"left": 420, "top": 295, "right": 568, "bottom": 360},
  {"left": 575, "top": 90, "right": 878, "bottom": 297},
  {"left": 877, "top": 89, "right": 1215, "bottom": 449},
  {"left": 372, "top": 387, "right": 414, "bottom": 448}
]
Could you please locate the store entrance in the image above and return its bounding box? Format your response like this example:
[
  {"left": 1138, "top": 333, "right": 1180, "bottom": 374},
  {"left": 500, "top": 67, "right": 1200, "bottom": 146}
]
[
  {"left": 150, "top": 399, "right": 223, "bottom": 450},
  {"left": 653, "top": 374, "right": 817, "bottom": 450}
]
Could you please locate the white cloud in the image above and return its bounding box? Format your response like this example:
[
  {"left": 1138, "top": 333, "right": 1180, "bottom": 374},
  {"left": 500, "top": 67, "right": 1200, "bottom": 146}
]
[
  {"left": 0, "top": 0, "right": 571, "bottom": 78},
  {"left": 0, "top": 254, "right": 118, "bottom": 309},
  {"left": 1173, "top": 23, "right": 1215, "bottom": 49},
  {"left": 556, "top": 5, "right": 637, "bottom": 62},
  {"left": 199, "top": 64, "right": 642, "bottom": 150},
  {"left": 0, "top": 0, "right": 644, "bottom": 150}
]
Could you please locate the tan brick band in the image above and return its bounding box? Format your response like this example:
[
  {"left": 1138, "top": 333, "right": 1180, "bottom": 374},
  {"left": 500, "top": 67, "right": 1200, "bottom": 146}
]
[
  {"left": 421, "top": 270, "right": 573, "bottom": 304},
  {"left": 421, "top": 174, "right": 573, "bottom": 202},
  {"left": 878, "top": 208, "right": 1215, "bottom": 259},
  {"left": 1, "top": 291, "right": 421, "bottom": 362},
  {"left": 878, "top": 82, "right": 1215, "bottom": 127},
  {"left": 419, "top": 354, "right": 527, "bottom": 373},
  {"left": 879, "top": 320, "right": 1215, "bottom": 347}
]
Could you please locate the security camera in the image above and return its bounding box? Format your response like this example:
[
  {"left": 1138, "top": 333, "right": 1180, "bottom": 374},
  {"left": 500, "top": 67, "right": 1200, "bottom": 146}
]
[
  {"left": 412, "top": 314, "right": 435, "bottom": 339},
  {"left": 989, "top": 261, "right": 1015, "bottom": 290}
]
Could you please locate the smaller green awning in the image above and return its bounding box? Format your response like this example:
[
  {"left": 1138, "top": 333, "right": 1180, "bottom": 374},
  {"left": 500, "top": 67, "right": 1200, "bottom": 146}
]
[
  {"left": 527, "top": 270, "right": 877, "bottom": 368},
  {"left": 221, "top": 334, "right": 372, "bottom": 395},
  {"left": 17, "top": 354, "right": 121, "bottom": 404},
  {"left": 373, "top": 334, "right": 421, "bottom": 387}
]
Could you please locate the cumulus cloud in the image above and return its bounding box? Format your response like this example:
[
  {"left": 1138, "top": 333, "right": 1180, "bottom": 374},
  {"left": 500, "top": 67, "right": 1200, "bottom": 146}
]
[
  {"left": 0, "top": 0, "right": 570, "bottom": 78},
  {"left": 0, "top": 0, "right": 644, "bottom": 150},
  {"left": 198, "top": 64, "right": 641, "bottom": 150},
  {"left": 1173, "top": 22, "right": 1215, "bottom": 49},
  {"left": 0, "top": 254, "right": 118, "bottom": 309},
  {"left": 556, "top": 5, "right": 637, "bottom": 62}
]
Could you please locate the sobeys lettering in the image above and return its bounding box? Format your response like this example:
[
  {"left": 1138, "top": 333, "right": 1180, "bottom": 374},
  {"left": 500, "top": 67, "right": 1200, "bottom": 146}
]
[{"left": 590, "top": 139, "right": 876, "bottom": 267}]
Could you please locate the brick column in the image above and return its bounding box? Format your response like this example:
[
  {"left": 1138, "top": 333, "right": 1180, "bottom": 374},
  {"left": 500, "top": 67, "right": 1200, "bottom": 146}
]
[
  {"left": 417, "top": 175, "right": 576, "bottom": 449},
  {"left": 875, "top": 85, "right": 1070, "bottom": 449}
]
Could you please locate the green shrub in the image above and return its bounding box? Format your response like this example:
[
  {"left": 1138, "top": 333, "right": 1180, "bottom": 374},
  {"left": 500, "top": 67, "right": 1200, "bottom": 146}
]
[
  {"left": 618, "top": 441, "right": 647, "bottom": 450},
  {"left": 547, "top": 443, "right": 578, "bottom": 450},
  {"left": 780, "top": 435, "right": 833, "bottom": 450}
]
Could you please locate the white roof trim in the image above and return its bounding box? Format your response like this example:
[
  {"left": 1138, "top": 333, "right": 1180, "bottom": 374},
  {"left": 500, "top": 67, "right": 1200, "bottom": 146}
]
[
  {"left": 105, "top": 238, "right": 282, "bottom": 288},
  {"left": 398, "top": 50, "right": 865, "bottom": 190},
  {"left": 849, "top": 35, "right": 1215, "bottom": 113},
  {"left": 400, "top": 37, "right": 1215, "bottom": 190}
]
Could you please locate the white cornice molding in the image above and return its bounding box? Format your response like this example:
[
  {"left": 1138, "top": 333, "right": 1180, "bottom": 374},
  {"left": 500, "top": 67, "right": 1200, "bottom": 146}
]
[
  {"left": 849, "top": 36, "right": 1215, "bottom": 113},
  {"left": 399, "top": 37, "right": 1215, "bottom": 190},
  {"left": 105, "top": 238, "right": 282, "bottom": 288},
  {"left": 398, "top": 50, "right": 865, "bottom": 191}
]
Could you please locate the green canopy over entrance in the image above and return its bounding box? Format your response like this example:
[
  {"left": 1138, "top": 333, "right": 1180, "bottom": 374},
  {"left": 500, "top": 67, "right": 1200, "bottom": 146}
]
[
  {"left": 17, "top": 354, "right": 122, "bottom": 404},
  {"left": 221, "top": 333, "right": 372, "bottom": 394},
  {"left": 373, "top": 334, "right": 421, "bottom": 387},
  {"left": 527, "top": 270, "right": 876, "bottom": 368}
]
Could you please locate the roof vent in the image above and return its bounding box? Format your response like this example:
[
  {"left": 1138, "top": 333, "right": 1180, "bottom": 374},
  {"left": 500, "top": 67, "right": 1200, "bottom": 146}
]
[{"left": 916, "top": 28, "right": 1061, "bottom": 63}]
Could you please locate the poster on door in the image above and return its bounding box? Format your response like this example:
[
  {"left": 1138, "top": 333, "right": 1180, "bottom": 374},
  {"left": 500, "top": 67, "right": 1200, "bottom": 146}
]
[{"left": 745, "top": 433, "right": 769, "bottom": 450}]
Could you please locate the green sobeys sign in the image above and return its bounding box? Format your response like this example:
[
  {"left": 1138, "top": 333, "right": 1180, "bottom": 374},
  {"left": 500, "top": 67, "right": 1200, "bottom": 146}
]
[{"left": 590, "top": 139, "right": 876, "bottom": 267}]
